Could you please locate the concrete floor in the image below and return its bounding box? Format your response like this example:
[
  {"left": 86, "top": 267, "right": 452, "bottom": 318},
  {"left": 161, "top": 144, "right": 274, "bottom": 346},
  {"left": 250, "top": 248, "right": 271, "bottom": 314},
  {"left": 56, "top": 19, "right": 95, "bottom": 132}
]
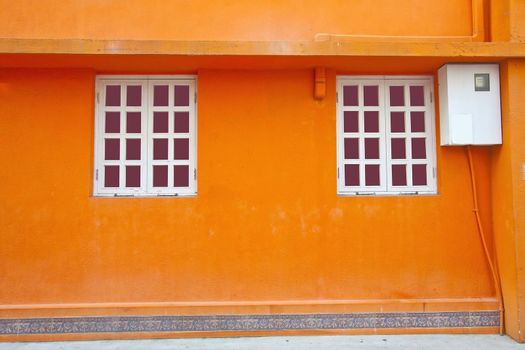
[{"left": 0, "top": 335, "right": 524, "bottom": 350}]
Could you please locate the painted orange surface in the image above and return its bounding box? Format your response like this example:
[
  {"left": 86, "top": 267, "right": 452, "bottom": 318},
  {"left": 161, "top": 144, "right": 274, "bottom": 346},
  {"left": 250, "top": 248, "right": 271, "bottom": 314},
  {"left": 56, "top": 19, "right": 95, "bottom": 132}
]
[
  {"left": 0, "top": 66, "right": 495, "bottom": 305},
  {"left": 0, "top": 55, "right": 505, "bottom": 72},
  {"left": 490, "top": 0, "right": 511, "bottom": 41},
  {"left": 490, "top": 0, "right": 525, "bottom": 42},
  {"left": 492, "top": 59, "right": 525, "bottom": 341},
  {"left": 0, "top": 0, "right": 473, "bottom": 41},
  {"left": 1, "top": 0, "right": 525, "bottom": 343},
  {"left": 507, "top": 0, "right": 525, "bottom": 42}
]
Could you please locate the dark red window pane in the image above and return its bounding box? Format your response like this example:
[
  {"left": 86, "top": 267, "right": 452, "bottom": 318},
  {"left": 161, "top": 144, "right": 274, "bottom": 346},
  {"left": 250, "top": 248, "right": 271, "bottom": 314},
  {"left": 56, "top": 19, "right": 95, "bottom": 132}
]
[
  {"left": 391, "top": 138, "right": 406, "bottom": 159},
  {"left": 364, "top": 111, "right": 379, "bottom": 132},
  {"left": 343, "top": 85, "right": 358, "bottom": 106},
  {"left": 365, "top": 164, "right": 380, "bottom": 186},
  {"left": 411, "top": 138, "right": 427, "bottom": 159},
  {"left": 390, "top": 112, "right": 405, "bottom": 132},
  {"left": 153, "top": 165, "right": 168, "bottom": 187},
  {"left": 154, "top": 85, "right": 169, "bottom": 106},
  {"left": 344, "top": 164, "right": 359, "bottom": 186},
  {"left": 126, "top": 85, "right": 141, "bottom": 106},
  {"left": 153, "top": 139, "right": 168, "bottom": 160},
  {"left": 174, "top": 165, "right": 189, "bottom": 187},
  {"left": 363, "top": 85, "right": 379, "bottom": 106},
  {"left": 174, "top": 112, "right": 190, "bottom": 133},
  {"left": 344, "top": 138, "right": 359, "bottom": 159},
  {"left": 410, "top": 111, "right": 425, "bottom": 132},
  {"left": 105, "top": 112, "right": 120, "bottom": 133},
  {"left": 105, "top": 85, "right": 120, "bottom": 106},
  {"left": 412, "top": 164, "right": 427, "bottom": 185},
  {"left": 365, "top": 138, "right": 379, "bottom": 159},
  {"left": 104, "top": 166, "right": 119, "bottom": 187},
  {"left": 392, "top": 165, "right": 407, "bottom": 186},
  {"left": 126, "top": 139, "right": 141, "bottom": 160},
  {"left": 126, "top": 112, "right": 141, "bottom": 133},
  {"left": 104, "top": 139, "right": 120, "bottom": 160},
  {"left": 410, "top": 86, "right": 425, "bottom": 106},
  {"left": 153, "top": 112, "right": 169, "bottom": 133},
  {"left": 174, "top": 85, "right": 190, "bottom": 106},
  {"left": 389, "top": 86, "right": 404, "bottom": 106},
  {"left": 344, "top": 111, "right": 358, "bottom": 132},
  {"left": 173, "top": 138, "right": 189, "bottom": 160},
  {"left": 126, "top": 165, "right": 140, "bottom": 187}
]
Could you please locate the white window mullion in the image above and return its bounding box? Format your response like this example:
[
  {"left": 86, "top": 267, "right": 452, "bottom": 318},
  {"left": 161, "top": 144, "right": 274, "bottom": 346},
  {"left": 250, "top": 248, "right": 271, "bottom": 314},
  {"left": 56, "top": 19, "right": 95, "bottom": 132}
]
[
  {"left": 381, "top": 81, "right": 390, "bottom": 193},
  {"left": 189, "top": 81, "right": 197, "bottom": 194},
  {"left": 146, "top": 80, "right": 154, "bottom": 194},
  {"left": 167, "top": 84, "right": 174, "bottom": 189},
  {"left": 406, "top": 159, "right": 414, "bottom": 188},
  {"left": 378, "top": 81, "right": 387, "bottom": 192},
  {"left": 119, "top": 83, "right": 127, "bottom": 193},
  {"left": 140, "top": 83, "right": 149, "bottom": 195},
  {"left": 335, "top": 79, "right": 344, "bottom": 191},
  {"left": 119, "top": 137, "right": 125, "bottom": 191}
]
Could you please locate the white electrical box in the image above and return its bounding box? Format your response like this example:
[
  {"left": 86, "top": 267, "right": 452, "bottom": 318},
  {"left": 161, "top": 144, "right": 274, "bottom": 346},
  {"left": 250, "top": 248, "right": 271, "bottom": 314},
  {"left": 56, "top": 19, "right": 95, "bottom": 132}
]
[{"left": 438, "top": 63, "right": 502, "bottom": 145}]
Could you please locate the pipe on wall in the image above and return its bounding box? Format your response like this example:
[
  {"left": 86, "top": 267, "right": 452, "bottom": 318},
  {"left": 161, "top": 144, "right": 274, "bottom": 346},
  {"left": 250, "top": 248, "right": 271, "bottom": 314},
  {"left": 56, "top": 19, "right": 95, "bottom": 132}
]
[
  {"left": 466, "top": 145, "right": 504, "bottom": 334},
  {"left": 315, "top": 0, "right": 486, "bottom": 43}
]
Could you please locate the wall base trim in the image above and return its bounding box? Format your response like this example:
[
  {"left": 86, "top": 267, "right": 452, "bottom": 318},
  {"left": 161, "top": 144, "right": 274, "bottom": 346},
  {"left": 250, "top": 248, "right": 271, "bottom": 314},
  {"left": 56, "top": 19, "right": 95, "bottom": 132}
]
[
  {"left": 0, "top": 298, "right": 499, "bottom": 318},
  {"left": 0, "top": 311, "right": 500, "bottom": 336}
]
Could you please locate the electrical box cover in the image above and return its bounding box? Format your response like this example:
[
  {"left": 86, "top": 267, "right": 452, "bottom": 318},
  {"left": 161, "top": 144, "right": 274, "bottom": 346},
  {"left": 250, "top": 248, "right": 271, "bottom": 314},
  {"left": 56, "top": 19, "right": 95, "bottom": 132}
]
[{"left": 438, "top": 64, "right": 502, "bottom": 145}]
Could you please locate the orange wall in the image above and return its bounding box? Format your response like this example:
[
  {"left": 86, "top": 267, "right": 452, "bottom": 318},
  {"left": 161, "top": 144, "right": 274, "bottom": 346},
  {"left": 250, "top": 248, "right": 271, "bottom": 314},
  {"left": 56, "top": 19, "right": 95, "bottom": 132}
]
[
  {"left": 492, "top": 59, "right": 525, "bottom": 341},
  {"left": 2, "top": 0, "right": 525, "bottom": 342},
  {"left": 0, "top": 68, "right": 497, "bottom": 307},
  {"left": 0, "top": 0, "right": 474, "bottom": 41},
  {"left": 509, "top": 0, "right": 525, "bottom": 42},
  {"left": 490, "top": 0, "right": 525, "bottom": 42}
]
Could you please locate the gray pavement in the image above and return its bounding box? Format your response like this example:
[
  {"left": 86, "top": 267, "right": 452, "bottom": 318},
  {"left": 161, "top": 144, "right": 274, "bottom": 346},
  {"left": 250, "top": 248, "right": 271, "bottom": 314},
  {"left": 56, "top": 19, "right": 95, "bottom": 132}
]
[{"left": 1, "top": 335, "right": 524, "bottom": 350}]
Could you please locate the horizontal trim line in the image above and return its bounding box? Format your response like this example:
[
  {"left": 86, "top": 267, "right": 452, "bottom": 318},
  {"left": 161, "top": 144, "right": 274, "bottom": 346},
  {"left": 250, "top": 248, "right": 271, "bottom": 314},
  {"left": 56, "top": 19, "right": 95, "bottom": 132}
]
[
  {"left": 0, "top": 298, "right": 499, "bottom": 310},
  {"left": 0, "top": 39, "right": 524, "bottom": 57},
  {"left": 0, "top": 311, "right": 500, "bottom": 334}
]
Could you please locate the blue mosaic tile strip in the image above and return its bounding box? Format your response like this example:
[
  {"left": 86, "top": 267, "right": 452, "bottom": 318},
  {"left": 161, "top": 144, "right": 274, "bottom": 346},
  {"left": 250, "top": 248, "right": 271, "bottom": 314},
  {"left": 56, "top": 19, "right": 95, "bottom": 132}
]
[{"left": 0, "top": 311, "right": 499, "bottom": 335}]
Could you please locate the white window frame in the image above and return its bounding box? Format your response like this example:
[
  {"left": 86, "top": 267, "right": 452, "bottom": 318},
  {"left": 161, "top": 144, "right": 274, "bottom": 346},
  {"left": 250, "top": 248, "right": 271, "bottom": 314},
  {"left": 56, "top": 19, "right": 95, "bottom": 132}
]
[
  {"left": 94, "top": 75, "right": 197, "bottom": 197},
  {"left": 336, "top": 76, "right": 437, "bottom": 196}
]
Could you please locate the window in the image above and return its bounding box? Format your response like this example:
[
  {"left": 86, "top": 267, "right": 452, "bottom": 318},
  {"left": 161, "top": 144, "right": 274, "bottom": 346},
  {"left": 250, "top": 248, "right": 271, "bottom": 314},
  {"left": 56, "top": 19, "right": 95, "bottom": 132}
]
[
  {"left": 336, "top": 76, "right": 436, "bottom": 195},
  {"left": 94, "top": 76, "right": 197, "bottom": 196}
]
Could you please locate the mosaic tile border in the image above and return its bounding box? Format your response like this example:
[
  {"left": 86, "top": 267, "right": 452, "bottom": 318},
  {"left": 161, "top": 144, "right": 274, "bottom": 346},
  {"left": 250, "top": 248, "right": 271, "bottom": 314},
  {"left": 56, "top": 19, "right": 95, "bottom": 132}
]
[{"left": 0, "top": 311, "right": 499, "bottom": 335}]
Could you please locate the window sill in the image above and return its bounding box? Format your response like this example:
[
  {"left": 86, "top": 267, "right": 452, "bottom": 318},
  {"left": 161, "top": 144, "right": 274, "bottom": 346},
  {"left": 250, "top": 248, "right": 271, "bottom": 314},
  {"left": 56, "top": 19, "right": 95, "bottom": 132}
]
[
  {"left": 91, "top": 193, "right": 197, "bottom": 198},
  {"left": 337, "top": 191, "right": 438, "bottom": 197}
]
